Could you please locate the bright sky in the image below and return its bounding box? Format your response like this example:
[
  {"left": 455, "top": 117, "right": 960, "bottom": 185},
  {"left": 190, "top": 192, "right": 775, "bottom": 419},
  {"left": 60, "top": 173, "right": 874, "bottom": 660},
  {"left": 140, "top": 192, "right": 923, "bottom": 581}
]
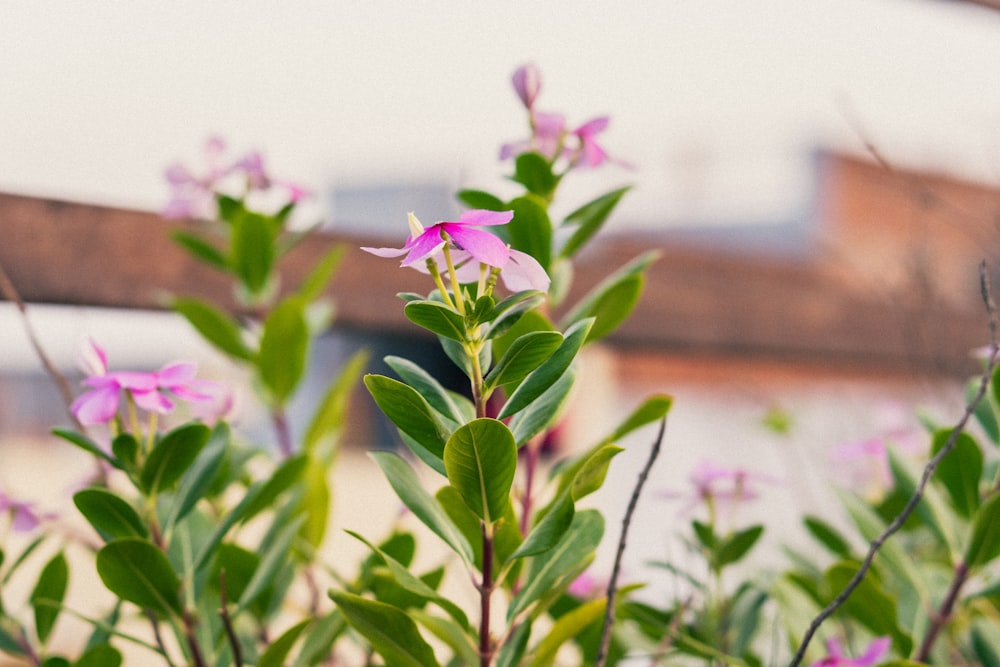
[{"left": 2, "top": 0, "right": 1000, "bottom": 228}]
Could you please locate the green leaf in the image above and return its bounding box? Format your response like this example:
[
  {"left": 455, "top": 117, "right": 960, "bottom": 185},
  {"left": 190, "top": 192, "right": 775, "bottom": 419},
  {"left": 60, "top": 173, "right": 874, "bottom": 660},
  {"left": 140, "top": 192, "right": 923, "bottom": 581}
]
[
  {"left": 510, "top": 492, "right": 574, "bottom": 560},
  {"left": 931, "top": 428, "right": 983, "bottom": 518},
  {"left": 440, "top": 334, "right": 491, "bottom": 382},
  {"left": 291, "top": 611, "right": 347, "bottom": 667},
  {"left": 237, "top": 516, "right": 305, "bottom": 614},
  {"left": 490, "top": 309, "right": 555, "bottom": 364},
  {"left": 240, "top": 454, "right": 308, "bottom": 523},
  {"left": 825, "top": 560, "right": 912, "bottom": 656},
  {"left": 140, "top": 423, "right": 211, "bottom": 495},
  {"left": 604, "top": 394, "right": 673, "bottom": 444},
  {"left": 365, "top": 374, "right": 451, "bottom": 463},
  {"left": 73, "top": 489, "right": 148, "bottom": 541},
  {"left": 172, "top": 297, "right": 254, "bottom": 361},
  {"left": 527, "top": 598, "right": 606, "bottom": 667},
  {"left": 346, "top": 530, "right": 470, "bottom": 630},
  {"left": 40, "top": 658, "right": 70, "bottom": 667},
  {"left": 258, "top": 620, "right": 311, "bottom": 667},
  {"left": 298, "top": 245, "right": 345, "bottom": 302},
  {"left": 300, "top": 457, "right": 331, "bottom": 549},
  {"left": 232, "top": 210, "right": 276, "bottom": 294},
  {"left": 571, "top": 445, "right": 625, "bottom": 501},
  {"left": 31, "top": 552, "right": 68, "bottom": 644},
  {"left": 304, "top": 349, "right": 370, "bottom": 457},
  {"left": 512, "top": 152, "right": 559, "bottom": 200},
  {"left": 170, "top": 230, "right": 227, "bottom": 270},
  {"left": 258, "top": 296, "right": 310, "bottom": 404},
  {"left": 111, "top": 433, "right": 138, "bottom": 469},
  {"left": 96, "top": 538, "right": 182, "bottom": 616},
  {"left": 329, "top": 591, "right": 442, "bottom": 667},
  {"left": 51, "top": 429, "right": 120, "bottom": 469},
  {"left": 163, "top": 423, "right": 229, "bottom": 531},
  {"left": 370, "top": 451, "right": 474, "bottom": 565},
  {"left": 803, "top": 516, "right": 853, "bottom": 559},
  {"left": 456, "top": 189, "right": 505, "bottom": 211},
  {"left": 966, "top": 492, "right": 1000, "bottom": 568},
  {"left": 484, "top": 331, "right": 563, "bottom": 392},
  {"left": 443, "top": 419, "right": 517, "bottom": 525},
  {"left": 384, "top": 356, "right": 466, "bottom": 427},
  {"left": 508, "top": 509, "right": 604, "bottom": 620},
  {"left": 498, "top": 318, "right": 592, "bottom": 421},
  {"left": 404, "top": 301, "right": 467, "bottom": 341},
  {"left": 483, "top": 292, "right": 547, "bottom": 341},
  {"left": 715, "top": 525, "right": 764, "bottom": 569},
  {"left": 560, "top": 251, "right": 659, "bottom": 342},
  {"left": 973, "top": 374, "right": 1000, "bottom": 444},
  {"left": 74, "top": 644, "right": 122, "bottom": 667},
  {"left": 506, "top": 195, "right": 553, "bottom": 270},
  {"left": 508, "top": 368, "right": 576, "bottom": 446},
  {"left": 559, "top": 186, "right": 631, "bottom": 259}
]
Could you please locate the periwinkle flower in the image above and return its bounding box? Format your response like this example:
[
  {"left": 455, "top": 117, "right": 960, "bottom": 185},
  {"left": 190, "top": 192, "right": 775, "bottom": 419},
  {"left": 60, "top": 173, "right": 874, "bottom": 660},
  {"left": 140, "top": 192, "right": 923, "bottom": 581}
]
[
  {"left": 0, "top": 489, "right": 56, "bottom": 532},
  {"left": 567, "top": 116, "right": 612, "bottom": 168},
  {"left": 512, "top": 62, "right": 541, "bottom": 110},
  {"left": 70, "top": 340, "right": 227, "bottom": 426},
  {"left": 809, "top": 636, "right": 890, "bottom": 667}
]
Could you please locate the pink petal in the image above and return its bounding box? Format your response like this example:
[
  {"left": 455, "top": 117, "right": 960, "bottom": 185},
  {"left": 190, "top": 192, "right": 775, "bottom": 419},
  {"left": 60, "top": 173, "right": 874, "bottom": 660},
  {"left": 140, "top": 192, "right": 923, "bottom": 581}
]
[
  {"left": 109, "top": 371, "right": 159, "bottom": 392},
  {"left": 361, "top": 245, "right": 411, "bottom": 258},
  {"left": 499, "top": 250, "right": 550, "bottom": 292},
  {"left": 849, "top": 637, "right": 891, "bottom": 666},
  {"left": 82, "top": 339, "right": 109, "bottom": 377},
  {"left": 444, "top": 225, "right": 509, "bottom": 268},
  {"left": 131, "top": 389, "right": 175, "bottom": 415},
  {"left": 455, "top": 209, "right": 514, "bottom": 227},
  {"left": 71, "top": 385, "right": 121, "bottom": 425},
  {"left": 156, "top": 362, "right": 198, "bottom": 387},
  {"left": 574, "top": 116, "right": 610, "bottom": 137},
  {"left": 401, "top": 228, "right": 448, "bottom": 266},
  {"left": 512, "top": 63, "right": 541, "bottom": 109}
]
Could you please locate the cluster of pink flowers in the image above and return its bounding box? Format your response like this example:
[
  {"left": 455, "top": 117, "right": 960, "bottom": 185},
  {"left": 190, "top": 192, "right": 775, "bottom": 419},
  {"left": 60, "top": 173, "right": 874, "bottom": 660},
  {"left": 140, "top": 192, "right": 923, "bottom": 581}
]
[
  {"left": 500, "top": 62, "right": 619, "bottom": 170},
  {"left": 163, "top": 135, "right": 309, "bottom": 220},
  {"left": 362, "top": 209, "right": 551, "bottom": 293},
  {"left": 70, "top": 340, "right": 229, "bottom": 427}
]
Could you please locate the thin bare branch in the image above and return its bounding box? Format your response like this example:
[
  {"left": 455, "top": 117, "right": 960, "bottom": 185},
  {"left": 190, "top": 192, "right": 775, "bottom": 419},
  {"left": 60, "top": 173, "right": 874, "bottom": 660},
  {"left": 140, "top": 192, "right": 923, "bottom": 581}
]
[{"left": 788, "top": 261, "right": 999, "bottom": 666}]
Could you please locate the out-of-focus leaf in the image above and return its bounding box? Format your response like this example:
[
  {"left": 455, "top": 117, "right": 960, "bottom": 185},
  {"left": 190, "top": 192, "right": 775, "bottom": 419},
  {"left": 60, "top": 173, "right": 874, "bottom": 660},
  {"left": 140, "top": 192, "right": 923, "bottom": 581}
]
[
  {"left": 170, "top": 230, "right": 228, "bottom": 270},
  {"left": 258, "top": 296, "right": 310, "bottom": 404},
  {"left": 298, "top": 245, "right": 345, "bottom": 303},
  {"left": 931, "top": 428, "right": 983, "bottom": 518},
  {"left": 512, "top": 152, "right": 559, "bottom": 200},
  {"left": 96, "top": 538, "right": 182, "bottom": 616},
  {"left": 528, "top": 598, "right": 606, "bottom": 667},
  {"left": 329, "top": 591, "right": 441, "bottom": 667},
  {"left": 803, "top": 515, "right": 853, "bottom": 559},
  {"left": 240, "top": 454, "right": 308, "bottom": 523},
  {"left": 51, "top": 429, "right": 120, "bottom": 469},
  {"left": 173, "top": 297, "right": 255, "bottom": 361},
  {"left": 825, "top": 560, "right": 912, "bottom": 656},
  {"left": 304, "top": 349, "right": 370, "bottom": 458},
  {"left": 456, "top": 189, "right": 505, "bottom": 211},
  {"left": 163, "top": 423, "right": 229, "bottom": 530},
  {"left": 559, "top": 186, "right": 631, "bottom": 259},
  {"left": 560, "top": 251, "right": 658, "bottom": 342},
  {"left": 140, "top": 423, "right": 211, "bottom": 495},
  {"left": 74, "top": 644, "right": 122, "bottom": 667},
  {"left": 73, "top": 489, "right": 148, "bottom": 541},
  {"left": 966, "top": 492, "right": 1000, "bottom": 569},
  {"left": 31, "top": 552, "right": 68, "bottom": 644},
  {"left": 506, "top": 195, "right": 552, "bottom": 270},
  {"left": 258, "top": 619, "right": 310, "bottom": 667},
  {"left": 232, "top": 210, "right": 275, "bottom": 294},
  {"left": 715, "top": 525, "right": 764, "bottom": 569}
]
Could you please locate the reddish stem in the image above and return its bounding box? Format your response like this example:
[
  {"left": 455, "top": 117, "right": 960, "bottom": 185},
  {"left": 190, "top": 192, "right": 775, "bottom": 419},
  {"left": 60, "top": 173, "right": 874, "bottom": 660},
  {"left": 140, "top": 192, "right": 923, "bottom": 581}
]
[
  {"left": 916, "top": 560, "right": 969, "bottom": 662},
  {"left": 479, "top": 523, "right": 495, "bottom": 667}
]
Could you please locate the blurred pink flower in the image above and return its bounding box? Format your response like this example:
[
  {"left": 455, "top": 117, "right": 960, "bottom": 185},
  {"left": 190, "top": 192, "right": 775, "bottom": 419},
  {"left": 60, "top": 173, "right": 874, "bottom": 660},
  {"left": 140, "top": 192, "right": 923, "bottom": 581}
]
[
  {"left": 567, "top": 116, "right": 612, "bottom": 168},
  {"left": 512, "top": 63, "right": 541, "bottom": 110},
  {"left": 0, "top": 489, "right": 56, "bottom": 532},
  {"left": 70, "top": 340, "right": 228, "bottom": 426},
  {"left": 662, "top": 459, "right": 778, "bottom": 520},
  {"left": 809, "top": 636, "right": 890, "bottom": 667},
  {"left": 831, "top": 401, "right": 923, "bottom": 498},
  {"left": 362, "top": 210, "right": 513, "bottom": 270}
]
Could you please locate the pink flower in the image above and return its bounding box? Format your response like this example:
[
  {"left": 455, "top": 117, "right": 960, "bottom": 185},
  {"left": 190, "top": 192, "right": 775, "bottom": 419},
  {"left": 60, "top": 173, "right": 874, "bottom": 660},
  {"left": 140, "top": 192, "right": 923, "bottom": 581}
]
[
  {"left": 809, "top": 636, "right": 890, "bottom": 667},
  {"left": 421, "top": 247, "right": 550, "bottom": 293},
  {"left": 567, "top": 116, "right": 612, "bottom": 168},
  {"left": 662, "top": 459, "right": 778, "bottom": 520},
  {"left": 70, "top": 340, "right": 227, "bottom": 426},
  {"left": 0, "top": 489, "right": 56, "bottom": 532},
  {"left": 512, "top": 63, "right": 541, "bottom": 110},
  {"left": 362, "top": 210, "right": 513, "bottom": 270}
]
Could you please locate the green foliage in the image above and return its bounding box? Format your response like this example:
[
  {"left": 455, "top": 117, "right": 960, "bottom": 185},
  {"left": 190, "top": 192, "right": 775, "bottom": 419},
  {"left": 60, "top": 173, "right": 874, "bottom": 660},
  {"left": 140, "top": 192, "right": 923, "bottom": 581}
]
[
  {"left": 30, "top": 552, "right": 68, "bottom": 645},
  {"left": 443, "top": 419, "right": 517, "bottom": 525},
  {"left": 96, "top": 538, "right": 183, "bottom": 617},
  {"left": 329, "top": 591, "right": 442, "bottom": 667}
]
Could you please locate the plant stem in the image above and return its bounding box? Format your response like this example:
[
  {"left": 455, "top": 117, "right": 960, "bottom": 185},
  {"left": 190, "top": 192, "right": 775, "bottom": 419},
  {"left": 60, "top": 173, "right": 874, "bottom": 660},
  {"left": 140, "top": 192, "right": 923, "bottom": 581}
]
[
  {"left": 479, "top": 522, "right": 495, "bottom": 667},
  {"left": 183, "top": 609, "right": 208, "bottom": 667},
  {"left": 272, "top": 407, "right": 293, "bottom": 458},
  {"left": 916, "top": 560, "right": 969, "bottom": 662}
]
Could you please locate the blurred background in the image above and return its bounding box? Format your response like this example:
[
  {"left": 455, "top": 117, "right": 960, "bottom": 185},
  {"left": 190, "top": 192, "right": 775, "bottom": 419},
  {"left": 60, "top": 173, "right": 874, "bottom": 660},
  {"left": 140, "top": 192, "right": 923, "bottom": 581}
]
[{"left": 3, "top": 0, "right": 1000, "bottom": 645}]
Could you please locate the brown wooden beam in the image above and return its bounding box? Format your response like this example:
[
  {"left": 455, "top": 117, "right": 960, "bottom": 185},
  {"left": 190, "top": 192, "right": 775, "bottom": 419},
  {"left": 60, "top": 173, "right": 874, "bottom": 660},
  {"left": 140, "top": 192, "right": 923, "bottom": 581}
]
[{"left": 0, "top": 191, "right": 988, "bottom": 376}]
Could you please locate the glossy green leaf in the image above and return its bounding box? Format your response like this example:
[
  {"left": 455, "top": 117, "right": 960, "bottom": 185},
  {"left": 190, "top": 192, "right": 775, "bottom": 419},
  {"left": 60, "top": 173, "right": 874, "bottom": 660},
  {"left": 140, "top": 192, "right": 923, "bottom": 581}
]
[
  {"left": 490, "top": 309, "right": 555, "bottom": 364},
  {"left": 528, "top": 598, "right": 606, "bottom": 667},
  {"left": 384, "top": 356, "right": 465, "bottom": 427},
  {"left": 484, "top": 292, "right": 547, "bottom": 341},
  {"left": 560, "top": 250, "right": 658, "bottom": 341},
  {"left": 485, "top": 331, "right": 563, "bottom": 392},
  {"left": 110, "top": 433, "right": 138, "bottom": 469},
  {"left": 508, "top": 509, "right": 604, "bottom": 621},
  {"left": 931, "top": 428, "right": 983, "bottom": 518},
  {"left": 966, "top": 492, "right": 1000, "bottom": 568},
  {"left": 888, "top": 449, "right": 960, "bottom": 553},
  {"left": 303, "top": 349, "right": 370, "bottom": 457},
  {"left": 559, "top": 186, "right": 631, "bottom": 259},
  {"left": 258, "top": 619, "right": 310, "bottom": 667},
  {"left": 329, "top": 591, "right": 442, "bottom": 667},
  {"left": 509, "top": 492, "right": 574, "bottom": 560},
  {"left": 439, "top": 334, "right": 492, "bottom": 382},
  {"left": 73, "top": 488, "right": 148, "bottom": 541},
  {"left": 51, "top": 429, "right": 120, "bottom": 469},
  {"left": 96, "top": 538, "right": 182, "bottom": 616},
  {"left": 498, "top": 318, "right": 592, "bottom": 420},
  {"left": 716, "top": 525, "right": 764, "bottom": 569},
  {"left": 571, "top": 445, "right": 625, "bottom": 501},
  {"left": 512, "top": 152, "right": 559, "bottom": 200},
  {"left": 258, "top": 296, "right": 310, "bottom": 404},
  {"left": 506, "top": 195, "right": 552, "bottom": 270},
  {"left": 170, "top": 230, "right": 227, "bottom": 270},
  {"left": 404, "top": 300, "right": 467, "bottom": 341},
  {"left": 232, "top": 210, "right": 275, "bottom": 294},
  {"left": 172, "top": 297, "right": 254, "bottom": 361},
  {"left": 456, "top": 188, "right": 505, "bottom": 211},
  {"left": 140, "top": 423, "right": 211, "bottom": 495},
  {"left": 443, "top": 419, "right": 517, "bottom": 525},
  {"left": 365, "top": 374, "right": 451, "bottom": 461},
  {"left": 370, "top": 451, "right": 474, "bottom": 565},
  {"left": 74, "top": 644, "right": 122, "bottom": 667},
  {"left": 31, "top": 552, "right": 68, "bottom": 644},
  {"left": 605, "top": 394, "right": 673, "bottom": 444},
  {"left": 508, "top": 368, "right": 576, "bottom": 446}
]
